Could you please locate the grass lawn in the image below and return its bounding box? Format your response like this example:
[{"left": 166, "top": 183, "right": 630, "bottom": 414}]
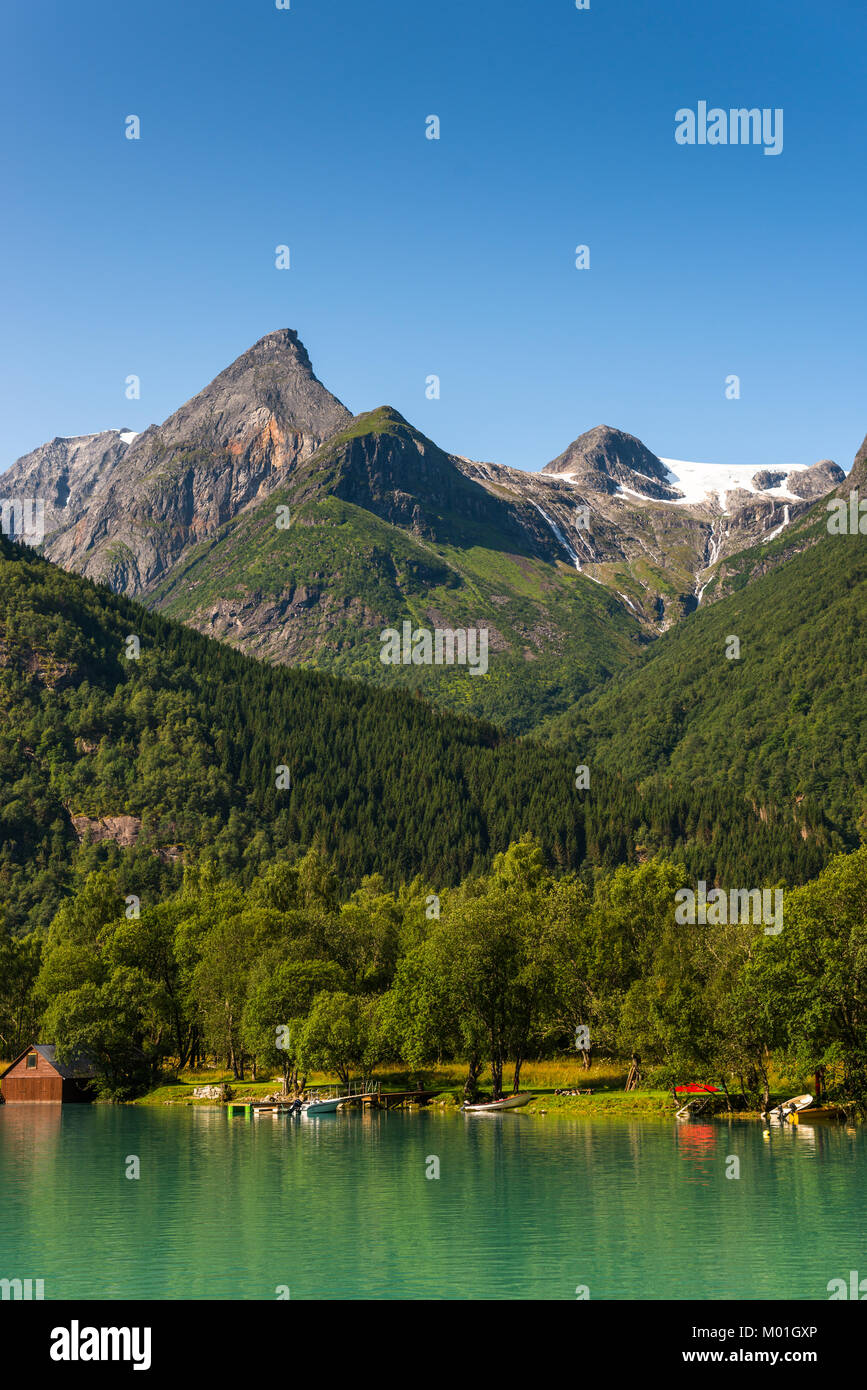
[{"left": 134, "top": 1058, "right": 678, "bottom": 1114}]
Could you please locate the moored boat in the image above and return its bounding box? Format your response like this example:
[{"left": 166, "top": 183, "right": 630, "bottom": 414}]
[
  {"left": 301, "top": 1080, "right": 378, "bottom": 1114},
  {"left": 301, "top": 1092, "right": 345, "bottom": 1115},
  {"left": 763, "top": 1093, "right": 813, "bottom": 1121},
  {"left": 462, "top": 1093, "right": 533, "bottom": 1113},
  {"left": 787, "top": 1104, "right": 843, "bottom": 1124}
]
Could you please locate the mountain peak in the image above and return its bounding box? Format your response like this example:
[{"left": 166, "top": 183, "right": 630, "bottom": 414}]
[
  {"left": 34, "top": 330, "right": 353, "bottom": 593},
  {"left": 292, "top": 404, "right": 562, "bottom": 558},
  {"left": 155, "top": 328, "right": 351, "bottom": 443},
  {"left": 232, "top": 327, "right": 313, "bottom": 372},
  {"left": 542, "top": 424, "right": 679, "bottom": 499},
  {"left": 342, "top": 405, "right": 412, "bottom": 435}
]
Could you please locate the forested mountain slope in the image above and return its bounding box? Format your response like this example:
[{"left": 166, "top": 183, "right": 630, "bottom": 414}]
[
  {"left": 541, "top": 477, "right": 867, "bottom": 847},
  {"left": 0, "top": 536, "right": 826, "bottom": 936}
]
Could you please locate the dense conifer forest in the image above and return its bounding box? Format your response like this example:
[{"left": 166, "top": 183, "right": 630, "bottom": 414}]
[
  {"left": 0, "top": 534, "right": 830, "bottom": 937},
  {"left": 542, "top": 525, "right": 867, "bottom": 848}
]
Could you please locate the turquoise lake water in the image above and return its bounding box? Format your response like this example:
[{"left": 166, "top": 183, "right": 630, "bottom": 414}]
[{"left": 1, "top": 1105, "right": 865, "bottom": 1300}]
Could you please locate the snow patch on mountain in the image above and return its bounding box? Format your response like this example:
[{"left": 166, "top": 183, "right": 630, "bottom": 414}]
[
  {"left": 616, "top": 485, "right": 665, "bottom": 504},
  {"left": 661, "top": 459, "right": 807, "bottom": 508}
]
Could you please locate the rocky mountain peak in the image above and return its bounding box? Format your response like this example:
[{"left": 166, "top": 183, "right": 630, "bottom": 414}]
[
  {"left": 244, "top": 326, "right": 312, "bottom": 363},
  {"left": 542, "top": 425, "right": 681, "bottom": 500},
  {"left": 299, "top": 406, "right": 557, "bottom": 556},
  {"left": 5, "top": 330, "right": 854, "bottom": 675},
  {"left": 785, "top": 459, "right": 845, "bottom": 500},
  {"left": 0, "top": 429, "right": 133, "bottom": 539},
  {"left": 28, "top": 331, "right": 353, "bottom": 594},
  {"left": 153, "top": 328, "right": 351, "bottom": 448},
  {"left": 207, "top": 327, "right": 319, "bottom": 391}
]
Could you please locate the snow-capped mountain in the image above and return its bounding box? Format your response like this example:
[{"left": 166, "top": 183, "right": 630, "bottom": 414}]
[
  {"left": 660, "top": 458, "right": 840, "bottom": 508},
  {"left": 0, "top": 334, "right": 848, "bottom": 735},
  {"left": 459, "top": 428, "right": 844, "bottom": 625}
]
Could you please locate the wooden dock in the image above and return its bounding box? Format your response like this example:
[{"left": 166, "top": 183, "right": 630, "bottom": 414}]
[
  {"left": 346, "top": 1089, "right": 436, "bottom": 1110},
  {"left": 226, "top": 1099, "right": 301, "bottom": 1118},
  {"left": 226, "top": 1088, "right": 437, "bottom": 1116},
  {"left": 300, "top": 1086, "right": 437, "bottom": 1110}
]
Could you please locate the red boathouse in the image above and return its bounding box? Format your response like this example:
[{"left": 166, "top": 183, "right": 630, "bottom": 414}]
[{"left": 0, "top": 1044, "right": 97, "bottom": 1104}]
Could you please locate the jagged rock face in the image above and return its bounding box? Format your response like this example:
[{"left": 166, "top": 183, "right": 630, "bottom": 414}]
[
  {"left": 1, "top": 430, "right": 132, "bottom": 541},
  {"left": 324, "top": 410, "right": 495, "bottom": 530},
  {"left": 751, "top": 468, "right": 788, "bottom": 491},
  {"left": 35, "top": 330, "right": 352, "bottom": 594},
  {"left": 542, "top": 425, "right": 681, "bottom": 500},
  {"left": 307, "top": 409, "right": 564, "bottom": 560},
  {"left": 786, "top": 460, "right": 845, "bottom": 499}
]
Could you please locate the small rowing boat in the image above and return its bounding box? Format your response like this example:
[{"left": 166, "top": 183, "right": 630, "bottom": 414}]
[{"left": 462, "top": 1093, "right": 533, "bottom": 1113}]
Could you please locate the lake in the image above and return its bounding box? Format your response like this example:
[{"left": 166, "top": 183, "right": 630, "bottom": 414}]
[{"left": 1, "top": 1105, "right": 864, "bottom": 1300}]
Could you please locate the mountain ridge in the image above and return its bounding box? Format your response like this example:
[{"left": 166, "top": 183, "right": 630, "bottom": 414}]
[
  {"left": 0, "top": 329, "right": 849, "bottom": 731},
  {"left": 4, "top": 329, "right": 352, "bottom": 594}
]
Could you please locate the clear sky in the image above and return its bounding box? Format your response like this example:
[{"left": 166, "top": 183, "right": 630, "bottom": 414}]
[{"left": 1, "top": 0, "right": 865, "bottom": 475}]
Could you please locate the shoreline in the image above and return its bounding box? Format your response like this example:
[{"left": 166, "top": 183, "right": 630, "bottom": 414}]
[{"left": 125, "top": 1080, "right": 854, "bottom": 1123}]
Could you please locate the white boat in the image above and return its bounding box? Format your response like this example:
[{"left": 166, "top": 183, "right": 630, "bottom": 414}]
[
  {"left": 462, "top": 1093, "right": 533, "bottom": 1113},
  {"left": 763, "top": 1093, "right": 813, "bottom": 1121},
  {"left": 301, "top": 1080, "right": 377, "bottom": 1115},
  {"left": 301, "top": 1094, "right": 344, "bottom": 1115}
]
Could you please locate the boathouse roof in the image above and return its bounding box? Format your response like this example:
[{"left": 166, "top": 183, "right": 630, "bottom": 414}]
[{"left": 0, "top": 1043, "right": 98, "bottom": 1080}]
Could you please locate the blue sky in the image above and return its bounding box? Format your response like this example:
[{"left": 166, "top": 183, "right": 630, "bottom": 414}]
[{"left": 1, "top": 0, "right": 865, "bottom": 474}]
